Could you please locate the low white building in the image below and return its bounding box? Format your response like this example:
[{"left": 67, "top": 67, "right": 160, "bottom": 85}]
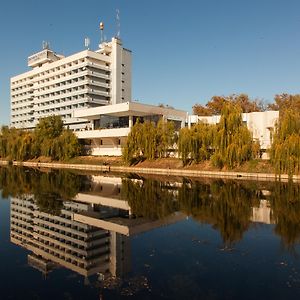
[
  {"left": 74, "top": 101, "right": 187, "bottom": 156},
  {"left": 188, "top": 110, "right": 279, "bottom": 157}
]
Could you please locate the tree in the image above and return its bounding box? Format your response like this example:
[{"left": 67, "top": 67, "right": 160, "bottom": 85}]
[
  {"left": 270, "top": 108, "right": 300, "bottom": 176},
  {"left": 0, "top": 116, "right": 81, "bottom": 161},
  {"left": 35, "top": 115, "right": 64, "bottom": 139},
  {"left": 211, "top": 101, "right": 257, "bottom": 168},
  {"left": 192, "top": 104, "right": 213, "bottom": 116},
  {"left": 156, "top": 119, "right": 175, "bottom": 158},
  {"left": 122, "top": 118, "right": 176, "bottom": 164},
  {"left": 193, "top": 94, "right": 264, "bottom": 116},
  {"left": 178, "top": 122, "right": 215, "bottom": 165},
  {"left": 268, "top": 94, "right": 300, "bottom": 111}
]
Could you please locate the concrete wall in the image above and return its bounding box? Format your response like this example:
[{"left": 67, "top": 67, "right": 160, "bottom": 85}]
[
  {"left": 90, "top": 137, "right": 126, "bottom": 156},
  {"left": 189, "top": 111, "right": 279, "bottom": 151}
]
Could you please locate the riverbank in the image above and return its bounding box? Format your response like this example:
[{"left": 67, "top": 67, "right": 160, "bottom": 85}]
[{"left": 0, "top": 157, "right": 299, "bottom": 182}]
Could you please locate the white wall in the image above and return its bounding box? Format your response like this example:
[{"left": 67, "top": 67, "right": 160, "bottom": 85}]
[{"left": 188, "top": 111, "right": 279, "bottom": 151}]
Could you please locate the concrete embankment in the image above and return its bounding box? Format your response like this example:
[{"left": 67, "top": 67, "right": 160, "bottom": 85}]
[{"left": 0, "top": 160, "right": 299, "bottom": 183}]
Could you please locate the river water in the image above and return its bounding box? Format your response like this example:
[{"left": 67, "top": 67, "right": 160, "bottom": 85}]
[{"left": 0, "top": 166, "right": 300, "bottom": 299}]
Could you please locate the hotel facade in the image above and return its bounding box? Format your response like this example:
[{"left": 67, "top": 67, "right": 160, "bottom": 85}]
[
  {"left": 10, "top": 34, "right": 278, "bottom": 156},
  {"left": 10, "top": 37, "right": 131, "bottom": 130}
]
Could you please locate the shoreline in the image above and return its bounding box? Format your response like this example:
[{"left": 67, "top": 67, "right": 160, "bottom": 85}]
[{"left": 0, "top": 160, "right": 299, "bottom": 183}]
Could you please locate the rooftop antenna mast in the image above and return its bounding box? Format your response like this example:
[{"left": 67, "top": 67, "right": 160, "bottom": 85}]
[
  {"left": 42, "top": 41, "right": 50, "bottom": 50},
  {"left": 99, "top": 21, "right": 104, "bottom": 44},
  {"left": 84, "top": 37, "right": 90, "bottom": 50},
  {"left": 116, "top": 9, "right": 121, "bottom": 38}
]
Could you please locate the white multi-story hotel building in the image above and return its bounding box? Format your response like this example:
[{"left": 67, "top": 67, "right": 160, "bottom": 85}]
[
  {"left": 10, "top": 37, "right": 131, "bottom": 130},
  {"left": 10, "top": 31, "right": 279, "bottom": 157}
]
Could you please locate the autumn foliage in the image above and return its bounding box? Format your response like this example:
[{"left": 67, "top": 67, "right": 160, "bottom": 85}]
[{"left": 0, "top": 116, "right": 81, "bottom": 161}]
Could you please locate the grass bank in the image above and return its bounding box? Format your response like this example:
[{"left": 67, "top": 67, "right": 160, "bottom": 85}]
[{"left": 1, "top": 156, "right": 299, "bottom": 183}]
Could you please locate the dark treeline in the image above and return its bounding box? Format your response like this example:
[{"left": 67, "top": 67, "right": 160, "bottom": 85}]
[{"left": 0, "top": 116, "right": 82, "bottom": 161}]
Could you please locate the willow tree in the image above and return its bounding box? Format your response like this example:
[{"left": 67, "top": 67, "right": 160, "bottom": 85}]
[
  {"left": 0, "top": 116, "right": 81, "bottom": 161},
  {"left": 177, "top": 127, "right": 193, "bottom": 165},
  {"left": 211, "top": 102, "right": 258, "bottom": 169},
  {"left": 122, "top": 118, "right": 176, "bottom": 164},
  {"left": 156, "top": 118, "right": 175, "bottom": 158},
  {"left": 270, "top": 108, "right": 300, "bottom": 176},
  {"left": 178, "top": 122, "right": 215, "bottom": 165},
  {"left": 122, "top": 120, "right": 147, "bottom": 163}
]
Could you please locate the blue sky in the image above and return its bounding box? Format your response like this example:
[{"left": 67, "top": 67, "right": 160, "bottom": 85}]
[{"left": 1, "top": 0, "right": 300, "bottom": 125}]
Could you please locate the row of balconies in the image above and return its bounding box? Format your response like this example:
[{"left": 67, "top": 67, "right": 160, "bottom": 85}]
[
  {"left": 34, "top": 78, "right": 109, "bottom": 97},
  {"left": 34, "top": 83, "right": 110, "bottom": 99},
  {"left": 11, "top": 77, "right": 34, "bottom": 89},
  {"left": 35, "top": 59, "right": 110, "bottom": 84},
  {"left": 35, "top": 226, "right": 88, "bottom": 247},
  {"left": 35, "top": 233, "right": 89, "bottom": 257},
  {"left": 11, "top": 220, "right": 33, "bottom": 232},
  {"left": 11, "top": 92, "right": 33, "bottom": 102},
  {"left": 32, "top": 239, "right": 88, "bottom": 266},
  {"left": 11, "top": 114, "right": 34, "bottom": 121},
  {"left": 34, "top": 79, "right": 88, "bottom": 96},
  {"left": 35, "top": 60, "right": 87, "bottom": 82},
  {"left": 11, "top": 228, "right": 33, "bottom": 239},
  {"left": 11, "top": 84, "right": 34, "bottom": 96},
  {"left": 34, "top": 88, "right": 108, "bottom": 104},
  {"left": 35, "top": 217, "right": 89, "bottom": 238},
  {"left": 11, "top": 106, "right": 34, "bottom": 116},
  {"left": 11, "top": 56, "right": 109, "bottom": 92},
  {"left": 11, "top": 121, "right": 35, "bottom": 128},
  {"left": 35, "top": 85, "right": 88, "bottom": 99},
  {"left": 34, "top": 72, "right": 88, "bottom": 90}
]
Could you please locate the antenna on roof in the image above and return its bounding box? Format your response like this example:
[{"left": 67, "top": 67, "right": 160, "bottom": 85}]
[
  {"left": 99, "top": 21, "right": 104, "bottom": 44},
  {"left": 116, "top": 9, "right": 121, "bottom": 38},
  {"left": 42, "top": 41, "right": 50, "bottom": 50},
  {"left": 84, "top": 37, "right": 90, "bottom": 50}
]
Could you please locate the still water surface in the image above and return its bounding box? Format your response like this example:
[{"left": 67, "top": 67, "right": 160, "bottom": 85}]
[{"left": 0, "top": 166, "right": 300, "bottom": 299}]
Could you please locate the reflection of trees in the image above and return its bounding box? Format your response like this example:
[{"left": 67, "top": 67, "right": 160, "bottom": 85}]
[
  {"left": 122, "top": 176, "right": 260, "bottom": 246},
  {"left": 0, "top": 166, "right": 86, "bottom": 215},
  {"left": 268, "top": 182, "right": 300, "bottom": 252},
  {"left": 121, "top": 178, "right": 178, "bottom": 219},
  {"left": 178, "top": 179, "right": 260, "bottom": 246}
]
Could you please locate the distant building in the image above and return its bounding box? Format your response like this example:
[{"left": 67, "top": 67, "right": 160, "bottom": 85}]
[
  {"left": 188, "top": 110, "right": 279, "bottom": 157},
  {"left": 74, "top": 102, "right": 187, "bottom": 156},
  {"left": 10, "top": 37, "right": 131, "bottom": 130},
  {"left": 10, "top": 26, "right": 279, "bottom": 157}
]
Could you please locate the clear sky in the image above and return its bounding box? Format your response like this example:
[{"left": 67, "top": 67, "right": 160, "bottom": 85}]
[{"left": 1, "top": 0, "right": 300, "bottom": 125}]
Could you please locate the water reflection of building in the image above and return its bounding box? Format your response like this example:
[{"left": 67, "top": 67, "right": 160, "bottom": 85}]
[
  {"left": 74, "top": 176, "right": 184, "bottom": 236},
  {"left": 251, "top": 199, "right": 274, "bottom": 225},
  {"left": 10, "top": 195, "right": 119, "bottom": 278},
  {"left": 10, "top": 175, "right": 185, "bottom": 281}
]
